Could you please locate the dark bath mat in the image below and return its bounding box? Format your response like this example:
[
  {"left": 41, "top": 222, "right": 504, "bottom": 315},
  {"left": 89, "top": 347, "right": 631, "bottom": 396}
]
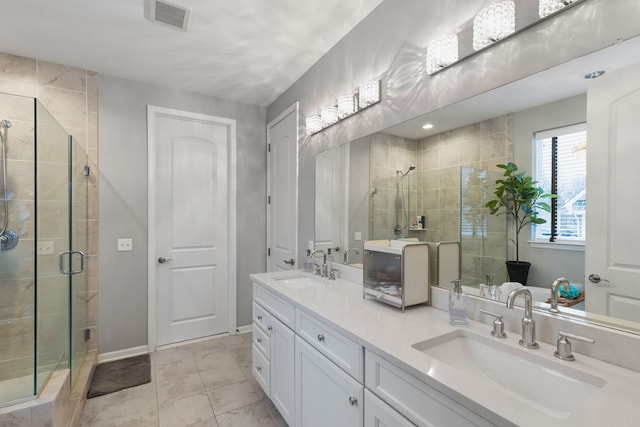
[{"left": 87, "top": 354, "right": 151, "bottom": 398}]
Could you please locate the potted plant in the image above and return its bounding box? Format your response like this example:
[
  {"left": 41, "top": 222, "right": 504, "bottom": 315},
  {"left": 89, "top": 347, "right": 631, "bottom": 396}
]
[{"left": 485, "top": 162, "right": 555, "bottom": 285}]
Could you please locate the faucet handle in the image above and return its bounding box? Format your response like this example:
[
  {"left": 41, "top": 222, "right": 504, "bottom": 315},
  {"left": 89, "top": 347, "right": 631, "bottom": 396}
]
[
  {"left": 554, "top": 331, "right": 595, "bottom": 361},
  {"left": 480, "top": 310, "right": 507, "bottom": 338}
]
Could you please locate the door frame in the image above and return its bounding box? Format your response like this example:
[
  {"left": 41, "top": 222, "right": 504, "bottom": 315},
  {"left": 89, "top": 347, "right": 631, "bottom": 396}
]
[
  {"left": 147, "top": 105, "right": 237, "bottom": 351},
  {"left": 266, "top": 102, "right": 299, "bottom": 271}
]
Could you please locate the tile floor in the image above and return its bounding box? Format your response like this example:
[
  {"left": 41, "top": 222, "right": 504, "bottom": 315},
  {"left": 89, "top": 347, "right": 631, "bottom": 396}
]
[{"left": 79, "top": 332, "right": 287, "bottom": 427}]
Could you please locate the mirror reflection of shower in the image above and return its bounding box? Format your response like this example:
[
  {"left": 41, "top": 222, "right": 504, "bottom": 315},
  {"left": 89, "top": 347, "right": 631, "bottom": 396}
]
[
  {"left": 393, "top": 165, "right": 415, "bottom": 238},
  {"left": 0, "top": 119, "right": 18, "bottom": 251}
]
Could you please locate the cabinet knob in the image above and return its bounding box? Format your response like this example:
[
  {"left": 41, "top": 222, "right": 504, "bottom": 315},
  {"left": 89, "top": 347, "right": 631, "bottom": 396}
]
[
  {"left": 256, "top": 366, "right": 262, "bottom": 372},
  {"left": 267, "top": 325, "right": 273, "bottom": 331},
  {"left": 317, "top": 334, "right": 325, "bottom": 342},
  {"left": 257, "top": 314, "right": 262, "bottom": 320},
  {"left": 257, "top": 337, "right": 262, "bottom": 344},
  {"left": 348, "top": 396, "right": 358, "bottom": 406}
]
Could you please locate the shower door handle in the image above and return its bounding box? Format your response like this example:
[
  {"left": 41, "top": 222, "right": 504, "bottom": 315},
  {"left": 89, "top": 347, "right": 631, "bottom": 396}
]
[{"left": 59, "top": 250, "right": 85, "bottom": 275}]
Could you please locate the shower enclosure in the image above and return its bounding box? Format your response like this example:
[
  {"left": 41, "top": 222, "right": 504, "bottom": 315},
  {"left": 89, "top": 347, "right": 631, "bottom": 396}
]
[
  {"left": 370, "top": 166, "right": 507, "bottom": 285},
  {"left": 0, "top": 92, "right": 90, "bottom": 405}
]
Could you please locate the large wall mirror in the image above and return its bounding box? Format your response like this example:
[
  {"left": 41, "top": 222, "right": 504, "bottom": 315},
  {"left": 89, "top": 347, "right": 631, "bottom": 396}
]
[{"left": 315, "top": 35, "right": 640, "bottom": 334}]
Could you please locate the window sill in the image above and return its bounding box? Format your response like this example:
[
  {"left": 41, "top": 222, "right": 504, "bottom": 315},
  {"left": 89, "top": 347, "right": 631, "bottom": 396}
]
[{"left": 528, "top": 240, "right": 585, "bottom": 252}]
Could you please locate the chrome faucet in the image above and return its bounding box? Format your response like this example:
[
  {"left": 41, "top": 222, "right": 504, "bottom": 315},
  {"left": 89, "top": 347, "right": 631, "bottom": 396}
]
[
  {"left": 343, "top": 247, "right": 360, "bottom": 264},
  {"left": 310, "top": 249, "right": 327, "bottom": 278},
  {"left": 549, "top": 277, "right": 571, "bottom": 313},
  {"left": 506, "top": 288, "right": 539, "bottom": 349}
]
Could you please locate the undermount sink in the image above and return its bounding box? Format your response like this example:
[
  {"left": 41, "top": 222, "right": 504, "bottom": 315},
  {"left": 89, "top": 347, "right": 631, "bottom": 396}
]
[
  {"left": 412, "top": 330, "right": 606, "bottom": 419},
  {"left": 274, "top": 274, "right": 324, "bottom": 290}
]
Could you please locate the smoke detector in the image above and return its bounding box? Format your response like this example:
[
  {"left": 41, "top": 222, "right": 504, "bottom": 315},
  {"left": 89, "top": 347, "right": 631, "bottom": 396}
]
[{"left": 144, "top": 0, "right": 191, "bottom": 31}]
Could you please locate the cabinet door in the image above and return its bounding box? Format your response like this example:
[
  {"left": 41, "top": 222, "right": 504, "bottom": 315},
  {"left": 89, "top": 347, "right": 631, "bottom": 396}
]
[
  {"left": 295, "top": 336, "right": 363, "bottom": 427},
  {"left": 364, "top": 389, "right": 414, "bottom": 427},
  {"left": 270, "top": 316, "right": 295, "bottom": 427}
]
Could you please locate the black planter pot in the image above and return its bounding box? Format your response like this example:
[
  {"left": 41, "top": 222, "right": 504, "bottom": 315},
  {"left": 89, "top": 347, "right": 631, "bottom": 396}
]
[{"left": 505, "top": 261, "right": 531, "bottom": 285}]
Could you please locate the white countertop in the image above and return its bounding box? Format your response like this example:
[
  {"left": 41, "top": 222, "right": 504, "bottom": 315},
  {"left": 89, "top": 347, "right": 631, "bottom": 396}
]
[{"left": 251, "top": 270, "right": 640, "bottom": 427}]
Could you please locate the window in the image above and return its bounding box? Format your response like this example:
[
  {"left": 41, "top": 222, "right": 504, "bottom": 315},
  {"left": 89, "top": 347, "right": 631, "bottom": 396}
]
[{"left": 533, "top": 123, "right": 587, "bottom": 242}]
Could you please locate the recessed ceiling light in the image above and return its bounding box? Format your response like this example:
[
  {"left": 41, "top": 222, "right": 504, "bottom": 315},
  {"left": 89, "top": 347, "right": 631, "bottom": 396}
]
[
  {"left": 584, "top": 70, "right": 606, "bottom": 79},
  {"left": 422, "top": 123, "right": 434, "bottom": 130}
]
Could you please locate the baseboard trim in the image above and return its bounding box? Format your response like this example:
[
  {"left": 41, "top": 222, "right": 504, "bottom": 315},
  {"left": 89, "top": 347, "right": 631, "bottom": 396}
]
[
  {"left": 236, "top": 324, "right": 252, "bottom": 334},
  {"left": 98, "top": 345, "right": 149, "bottom": 363}
]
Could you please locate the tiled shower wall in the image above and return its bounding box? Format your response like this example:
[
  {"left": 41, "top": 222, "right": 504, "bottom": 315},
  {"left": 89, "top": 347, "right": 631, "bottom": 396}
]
[
  {"left": 369, "top": 115, "right": 512, "bottom": 285},
  {"left": 0, "top": 53, "right": 98, "bottom": 378}
]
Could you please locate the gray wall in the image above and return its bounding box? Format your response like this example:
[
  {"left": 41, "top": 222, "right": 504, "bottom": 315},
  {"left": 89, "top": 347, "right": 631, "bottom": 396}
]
[
  {"left": 98, "top": 75, "right": 266, "bottom": 354},
  {"left": 513, "top": 94, "right": 586, "bottom": 287},
  {"left": 267, "top": 0, "right": 640, "bottom": 266}
]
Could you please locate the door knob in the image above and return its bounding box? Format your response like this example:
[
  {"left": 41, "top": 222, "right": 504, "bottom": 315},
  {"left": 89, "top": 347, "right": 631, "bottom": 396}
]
[
  {"left": 588, "top": 274, "right": 610, "bottom": 284},
  {"left": 283, "top": 258, "right": 295, "bottom": 265},
  {"left": 158, "top": 257, "right": 173, "bottom": 264}
]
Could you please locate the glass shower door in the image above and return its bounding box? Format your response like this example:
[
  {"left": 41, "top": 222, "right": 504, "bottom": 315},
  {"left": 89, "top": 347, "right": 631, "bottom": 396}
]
[
  {"left": 69, "top": 136, "right": 88, "bottom": 389},
  {"left": 35, "top": 100, "right": 70, "bottom": 393}
]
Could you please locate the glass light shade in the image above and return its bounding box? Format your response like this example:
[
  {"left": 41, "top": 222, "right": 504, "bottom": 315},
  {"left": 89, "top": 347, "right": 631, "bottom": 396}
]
[
  {"left": 305, "top": 115, "right": 322, "bottom": 136},
  {"left": 358, "top": 80, "right": 381, "bottom": 109},
  {"left": 472, "top": 1, "right": 516, "bottom": 51},
  {"left": 320, "top": 106, "right": 339, "bottom": 128},
  {"left": 539, "top": 0, "right": 576, "bottom": 18},
  {"left": 426, "top": 34, "right": 459, "bottom": 75},
  {"left": 337, "top": 95, "right": 357, "bottom": 119}
]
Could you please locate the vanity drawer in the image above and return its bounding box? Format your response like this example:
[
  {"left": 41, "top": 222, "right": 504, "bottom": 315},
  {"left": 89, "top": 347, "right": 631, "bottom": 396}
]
[
  {"left": 253, "top": 323, "right": 270, "bottom": 357},
  {"left": 252, "top": 343, "right": 270, "bottom": 397},
  {"left": 365, "top": 350, "right": 494, "bottom": 427},
  {"left": 253, "top": 302, "right": 271, "bottom": 332},
  {"left": 296, "top": 308, "right": 364, "bottom": 382},
  {"left": 253, "top": 282, "right": 295, "bottom": 328}
]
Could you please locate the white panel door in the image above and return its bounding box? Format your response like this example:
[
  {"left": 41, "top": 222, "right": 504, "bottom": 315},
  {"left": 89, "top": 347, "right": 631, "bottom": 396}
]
[
  {"left": 267, "top": 103, "right": 298, "bottom": 272},
  {"left": 586, "top": 61, "right": 640, "bottom": 322},
  {"left": 152, "top": 108, "right": 233, "bottom": 346}
]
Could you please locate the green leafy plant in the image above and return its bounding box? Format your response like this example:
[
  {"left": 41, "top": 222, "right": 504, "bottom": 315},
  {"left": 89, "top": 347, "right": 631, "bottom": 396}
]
[{"left": 486, "top": 162, "right": 555, "bottom": 262}]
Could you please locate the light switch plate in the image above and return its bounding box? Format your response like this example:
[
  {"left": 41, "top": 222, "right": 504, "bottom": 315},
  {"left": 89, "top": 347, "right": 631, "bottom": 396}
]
[
  {"left": 354, "top": 232, "right": 362, "bottom": 241},
  {"left": 117, "top": 238, "right": 133, "bottom": 252}
]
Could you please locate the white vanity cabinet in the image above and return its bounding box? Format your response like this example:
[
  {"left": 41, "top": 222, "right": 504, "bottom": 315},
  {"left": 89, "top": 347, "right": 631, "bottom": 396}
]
[
  {"left": 365, "top": 350, "right": 495, "bottom": 427},
  {"left": 364, "top": 389, "right": 414, "bottom": 427},
  {"left": 252, "top": 284, "right": 295, "bottom": 426},
  {"left": 295, "top": 335, "right": 364, "bottom": 427}
]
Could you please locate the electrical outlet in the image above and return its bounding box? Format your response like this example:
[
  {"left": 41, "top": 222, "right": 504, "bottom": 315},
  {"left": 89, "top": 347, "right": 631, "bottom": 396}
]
[
  {"left": 354, "top": 232, "right": 362, "bottom": 241},
  {"left": 37, "top": 241, "right": 54, "bottom": 255},
  {"left": 117, "top": 238, "right": 133, "bottom": 252},
  {"left": 308, "top": 240, "right": 314, "bottom": 250}
]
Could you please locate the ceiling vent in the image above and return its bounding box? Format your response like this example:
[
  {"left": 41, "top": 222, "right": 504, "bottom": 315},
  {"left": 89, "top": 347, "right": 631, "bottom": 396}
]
[{"left": 144, "top": 0, "right": 191, "bottom": 31}]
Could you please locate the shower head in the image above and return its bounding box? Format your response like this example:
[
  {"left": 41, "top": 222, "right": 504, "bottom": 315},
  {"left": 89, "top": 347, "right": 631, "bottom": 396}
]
[
  {"left": 0, "top": 120, "right": 11, "bottom": 129},
  {"left": 401, "top": 165, "right": 415, "bottom": 176}
]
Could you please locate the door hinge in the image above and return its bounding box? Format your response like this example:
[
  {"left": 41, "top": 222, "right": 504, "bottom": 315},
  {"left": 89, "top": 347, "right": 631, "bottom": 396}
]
[
  {"left": 83, "top": 165, "right": 90, "bottom": 176},
  {"left": 268, "top": 195, "right": 271, "bottom": 204},
  {"left": 268, "top": 143, "right": 271, "bottom": 152},
  {"left": 268, "top": 248, "right": 271, "bottom": 256}
]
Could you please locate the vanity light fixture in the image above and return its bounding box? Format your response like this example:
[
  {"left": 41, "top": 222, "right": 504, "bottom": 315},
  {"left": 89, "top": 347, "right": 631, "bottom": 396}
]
[
  {"left": 337, "top": 95, "right": 357, "bottom": 119},
  {"left": 426, "top": 34, "right": 459, "bottom": 75},
  {"left": 538, "top": 0, "right": 577, "bottom": 18},
  {"left": 320, "top": 106, "right": 339, "bottom": 128},
  {"left": 472, "top": 1, "right": 516, "bottom": 51},
  {"left": 358, "top": 80, "right": 381, "bottom": 109},
  {"left": 422, "top": 123, "right": 434, "bottom": 130},
  {"left": 306, "top": 80, "right": 381, "bottom": 136},
  {"left": 305, "top": 115, "right": 323, "bottom": 136}
]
